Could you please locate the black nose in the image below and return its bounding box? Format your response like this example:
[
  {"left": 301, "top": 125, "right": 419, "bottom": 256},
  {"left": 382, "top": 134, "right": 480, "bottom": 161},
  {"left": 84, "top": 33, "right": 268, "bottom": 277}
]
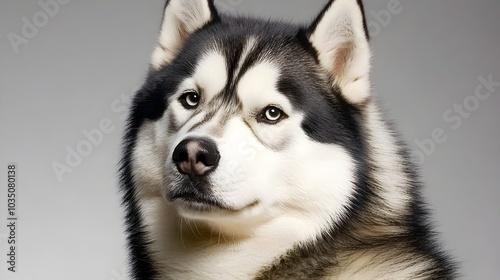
[{"left": 172, "top": 138, "right": 220, "bottom": 176}]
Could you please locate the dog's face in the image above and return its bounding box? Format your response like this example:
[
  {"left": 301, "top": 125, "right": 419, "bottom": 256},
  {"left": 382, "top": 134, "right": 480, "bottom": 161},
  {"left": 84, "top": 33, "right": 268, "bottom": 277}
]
[{"left": 130, "top": 0, "right": 371, "bottom": 233}]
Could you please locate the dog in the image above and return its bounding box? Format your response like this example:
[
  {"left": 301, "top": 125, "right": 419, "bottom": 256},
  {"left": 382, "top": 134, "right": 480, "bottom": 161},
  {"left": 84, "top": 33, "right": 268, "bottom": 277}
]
[{"left": 119, "top": 0, "right": 457, "bottom": 279}]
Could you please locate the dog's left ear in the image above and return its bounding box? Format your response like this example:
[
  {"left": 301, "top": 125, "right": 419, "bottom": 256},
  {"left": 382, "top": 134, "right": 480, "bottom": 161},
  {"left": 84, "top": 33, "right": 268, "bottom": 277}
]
[{"left": 308, "top": 0, "right": 371, "bottom": 104}]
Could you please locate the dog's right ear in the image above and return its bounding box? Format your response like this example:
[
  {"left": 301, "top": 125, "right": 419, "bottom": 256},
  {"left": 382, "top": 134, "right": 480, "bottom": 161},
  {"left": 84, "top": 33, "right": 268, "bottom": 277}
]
[{"left": 150, "top": 0, "right": 218, "bottom": 70}]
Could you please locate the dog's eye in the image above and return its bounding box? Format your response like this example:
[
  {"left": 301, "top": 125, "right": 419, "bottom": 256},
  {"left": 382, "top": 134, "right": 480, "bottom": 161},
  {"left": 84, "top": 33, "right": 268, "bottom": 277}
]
[
  {"left": 259, "top": 106, "right": 287, "bottom": 124},
  {"left": 179, "top": 91, "right": 200, "bottom": 109}
]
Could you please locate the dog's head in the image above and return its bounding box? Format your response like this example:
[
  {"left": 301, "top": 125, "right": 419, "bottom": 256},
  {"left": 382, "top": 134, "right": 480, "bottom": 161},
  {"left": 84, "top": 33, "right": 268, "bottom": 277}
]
[{"left": 128, "top": 0, "right": 371, "bottom": 234}]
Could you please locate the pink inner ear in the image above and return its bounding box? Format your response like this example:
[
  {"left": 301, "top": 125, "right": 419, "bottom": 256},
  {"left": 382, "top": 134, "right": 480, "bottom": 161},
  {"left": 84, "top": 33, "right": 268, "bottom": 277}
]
[
  {"left": 332, "top": 41, "right": 355, "bottom": 79},
  {"left": 166, "top": 20, "right": 189, "bottom": 57}
]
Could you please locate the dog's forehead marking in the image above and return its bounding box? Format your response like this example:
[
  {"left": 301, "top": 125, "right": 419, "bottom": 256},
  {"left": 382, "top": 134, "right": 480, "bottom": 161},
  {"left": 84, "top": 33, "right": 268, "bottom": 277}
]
[
  {"left": 191, "top": 37, "right": 261, "bottom": 102},
  {"left": 193, "top": 51, "right": 228, "bottom": 101},
  {"left": 237, "top": 61, "right": 287, "bottom": 113},
  {"left": 183, "top": 38, "right": 292, "bottom": 135},
  {"left": 233, "top": 36, "right": 258, "bottom": 81}
]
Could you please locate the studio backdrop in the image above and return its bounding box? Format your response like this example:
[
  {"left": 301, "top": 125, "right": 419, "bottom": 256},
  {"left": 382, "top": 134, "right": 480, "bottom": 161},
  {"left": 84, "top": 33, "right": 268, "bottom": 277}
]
[{"left": 0, "top": 0, "right": 499, "bottom": 279}]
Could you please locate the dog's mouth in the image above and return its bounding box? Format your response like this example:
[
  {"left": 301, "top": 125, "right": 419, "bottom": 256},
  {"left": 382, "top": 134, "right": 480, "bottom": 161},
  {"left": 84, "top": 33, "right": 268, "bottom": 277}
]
[
  {"left": 170, "top": 191, "right": 228, "bottom": 210},
  {"left": 167, "top": 177, "right": 260, "bottom": 214},
  {"left": 166, "top": 177, "right": 223, "bottom": 209}
]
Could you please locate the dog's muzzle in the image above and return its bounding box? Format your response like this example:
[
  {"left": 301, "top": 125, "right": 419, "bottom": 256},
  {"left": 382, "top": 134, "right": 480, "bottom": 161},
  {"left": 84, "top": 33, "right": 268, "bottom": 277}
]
[{"left": 172, "top": 137, "right": 220, "bottom": 176}]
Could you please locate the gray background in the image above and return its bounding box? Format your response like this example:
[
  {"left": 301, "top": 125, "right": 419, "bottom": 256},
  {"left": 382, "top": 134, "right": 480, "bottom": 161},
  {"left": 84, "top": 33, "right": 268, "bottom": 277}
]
[{"left": 0, "top": 0, "right": 499, "bottom": 279}]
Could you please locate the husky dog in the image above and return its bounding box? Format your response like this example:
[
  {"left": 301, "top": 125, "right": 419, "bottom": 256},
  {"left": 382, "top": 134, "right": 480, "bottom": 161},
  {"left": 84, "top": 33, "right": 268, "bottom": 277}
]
[{"left": 120, "top": 0, "right": 457, "bottom": 279}]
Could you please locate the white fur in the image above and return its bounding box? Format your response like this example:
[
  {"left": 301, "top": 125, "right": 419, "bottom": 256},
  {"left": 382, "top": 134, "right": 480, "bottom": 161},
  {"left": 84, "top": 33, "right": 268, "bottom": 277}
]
[
  {"left": 151, "top": 0, "right": 213, "bottom": 69},
  {"left": 363, "top": 103, "right": 410, "bottom": 213},
  {"left": 309, "top": 0, "right": 371, "bottom": 104},
  {"left": 193, "top": 51, "right": 228, "bottom": 100},
  {"left": 237, "top": 61, "right": 293, "bottom": 118},
  {"left": 132, "top": 121, "right": 165, "bottom": 199}
]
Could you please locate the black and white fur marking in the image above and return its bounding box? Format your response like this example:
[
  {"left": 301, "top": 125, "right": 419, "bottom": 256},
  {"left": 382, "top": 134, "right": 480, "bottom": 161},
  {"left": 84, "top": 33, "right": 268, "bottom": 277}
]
[{"left": 120, "top": 0, "right": 457, "bottom": 279}]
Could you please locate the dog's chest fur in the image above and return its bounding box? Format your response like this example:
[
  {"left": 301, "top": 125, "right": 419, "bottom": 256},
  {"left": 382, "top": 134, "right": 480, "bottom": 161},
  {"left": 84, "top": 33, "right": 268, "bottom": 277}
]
[
  {"left": 141, "top": 198, "right": 306, "bottom": 279},
  {"left": 140, "top": 197, "right": 435, "bottom": 280}
]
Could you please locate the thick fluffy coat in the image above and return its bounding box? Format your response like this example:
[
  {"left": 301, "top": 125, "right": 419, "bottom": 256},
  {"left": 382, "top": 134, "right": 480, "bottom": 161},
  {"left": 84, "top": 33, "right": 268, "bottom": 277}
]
[{"left": 120, "top": 0, "right": 457, "bottom": 279}]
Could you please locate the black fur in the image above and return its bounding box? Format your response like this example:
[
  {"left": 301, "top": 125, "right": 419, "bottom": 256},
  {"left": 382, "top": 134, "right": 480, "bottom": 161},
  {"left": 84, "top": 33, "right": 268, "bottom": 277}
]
[{"left": 119, "top": 126, "right": 160, "bottom": 279}]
